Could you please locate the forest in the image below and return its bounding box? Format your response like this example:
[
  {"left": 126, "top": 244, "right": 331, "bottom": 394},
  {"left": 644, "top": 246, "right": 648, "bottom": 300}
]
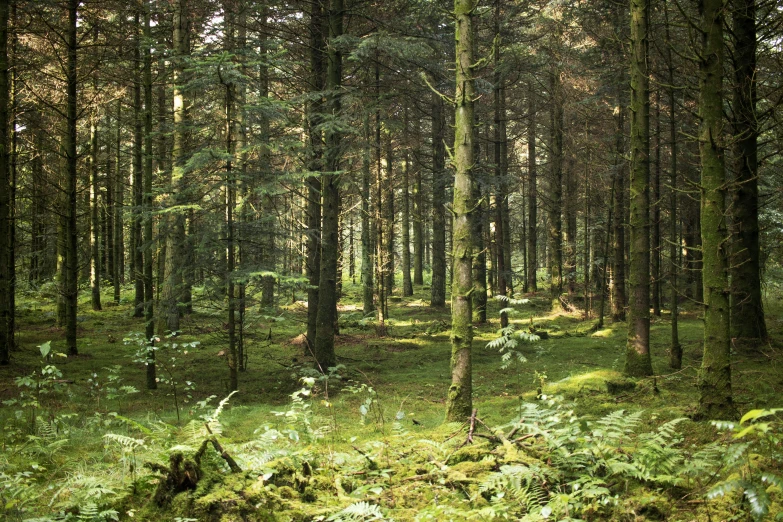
[{"left": 1, "top": 0, "right": 783, "bottom": 520}]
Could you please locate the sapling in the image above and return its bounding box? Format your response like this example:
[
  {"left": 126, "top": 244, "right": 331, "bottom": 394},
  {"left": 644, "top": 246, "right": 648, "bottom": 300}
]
[{"left": 127, "top": 332, "right": 200, "bottom": 423}]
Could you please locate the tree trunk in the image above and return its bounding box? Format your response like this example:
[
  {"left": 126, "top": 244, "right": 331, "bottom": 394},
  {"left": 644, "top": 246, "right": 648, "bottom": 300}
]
[
  {"left": 64, "top": 0, "right": 79, "bottom": 355},
  {"left": 624, "top": 0, "right": 653, "bottom": 377},
  {"left": 666, "top": 0, "right": 681, "bottom": 369},
  {"left": 445, "top": 0, "right": 476, "bottom": 422},
  {"left": 114, "top": 98, "right": 124, "bottom": 302},
  {"left": 547, "top": 70, "right": 563, "bottom": 307},
  {"left": 430, "top": 92, "right": 447, "bottom": 308},
  {"left": 142, "top": 0, "right": 156, "bottom": 388},
  {"left": 401, "top": 110, "right": 413, "bottom": 297},
  {"left": 0, "top": 0, "right": 9, "bottom": 364},
  {"left": 697, "top": 0, "right": 734, "bottom": 420},
  {"left": 611, "top": 90, "right": 627, "bottom": 322},
  {"left": 133, "top": 12, "right": 145, "bottom": 319},
  {"left": 305, "top": 0, "right": 325, "bottom": 350},
  {"left": 90, "top": 115, "right": 102, "bottom": 311},
  {"left": 361, "top": 112, "right": 374, "bottom": 314},
  {"left": 527, "top": 89, "right": 537, "bottom": 293},
  {"left": 413, "top": 117, "right": 424, "bottom": 286},
  {"left": 160, "top": 0, "right": 189, "bottom": 334},
  {"left": 730, "top": 0, "right": 766, "bottom": 342},
  {"left": 313, "top": 0, "right": 343, "bottom": 371},
  {"left": 493, "top": 5, "right": 506, "bottom": 325}
]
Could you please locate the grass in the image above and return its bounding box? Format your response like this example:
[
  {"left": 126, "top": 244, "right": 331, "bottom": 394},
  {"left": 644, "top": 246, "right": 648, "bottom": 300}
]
[{"left": 2, "top": 278, "right": 783, "bottom": 520}]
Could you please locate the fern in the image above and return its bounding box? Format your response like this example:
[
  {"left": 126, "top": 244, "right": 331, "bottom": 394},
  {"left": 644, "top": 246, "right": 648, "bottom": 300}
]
[{"left": 327, "top": 501, "right": 385, "bottom": 521}]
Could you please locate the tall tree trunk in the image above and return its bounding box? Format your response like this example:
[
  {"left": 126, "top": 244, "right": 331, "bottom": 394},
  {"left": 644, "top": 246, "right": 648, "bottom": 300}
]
[
  {"left": 445, "top": 0, "right": 476, "bottom": 422},
  {"left": 624, "top": 0, "right": 653, "bottom": 377},
  {"left": 730, "top": 0, "right": 766, "bottom": 342},
  {"left": 611, "top": 90, "right": 627, "bottom": 322},
  {"left": 652, "top": 90, "right": 662, "bottom": 316},
  {"left": 547, "top": 70, "right": 563, "bottom": 307},
  {"left": 527, "top": 89, "right": 537, "bottom": 292},
  {"left": 64, "top": 0, "right": 79, "bottom": 355},
  {"left": 143, "top": 0, "right": 156, "bottom": 388},
  {"left": 383, "top": 130, "right": 395, "bottom": 298},
  {"left": 224, "top": 0, "right": 238, "bottom": 391},
  {"left": 413, "top": 117, "right": 424, "bottom": 286},
  {"left": 697, "top": 0, "right": 734, "bottom": 419},
  {"left": 133, "top": 12, "right": 144, "bottom": 318},
  {"left": 160, "top": 0, "right": 189, "bottom": 334},
  {"left": 0, "top": 0, "right": 9, "bottom": 364},
  {"left": 114, "top": 98, "right": 124, "bottom": 302},
  {"left": 430, "top": 92, "right": 447, "bottom": 308},
  {"left": 666, "top": 0, "right": 681, "bottom": 369},
  {"left": 361, "top": 112, "right": 374, "bottom": 314},
  {"left": 401, "top": 110, "right": 413, "bottom": 297},
  {"left": 493, "top": 4, "right": 507, "bottom": 325},
  {"left": 90, "top": 115, "right": 102, "bottom": 311},
  {"left": 313, "top": 0, "right": 343, "bottom": 371},
  {"left": 305, "top": 0, "right": 325, "bottom": 350},
  {"left": 259, "top": 7, "right": 274, "bottom": 310}
]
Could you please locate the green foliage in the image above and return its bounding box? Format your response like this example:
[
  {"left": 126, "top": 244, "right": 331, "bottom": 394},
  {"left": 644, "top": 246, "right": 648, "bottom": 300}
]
[
  {"left": 706, "top": 408, "right": 783, "bottom": 521},
  {"left": 126, "top": 332, "right": 200, "bottom": 423}
]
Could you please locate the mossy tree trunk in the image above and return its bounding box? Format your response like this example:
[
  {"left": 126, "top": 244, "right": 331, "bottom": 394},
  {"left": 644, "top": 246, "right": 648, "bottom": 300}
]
[
  {"left": 730, "top": 0, "right": 766, "bottom": 342},
  {"left": 624, "top": 0, "right": 653, "bottom": 377},
  {"left": 547, "top": 69, "right": 563, "bottom": 307},
  {"left": 445, "top": 0, "right": 476, "bottom": 422},
  {"left": 430, "top": 91, "right": 447, "bottom": 308},
  {"left": 697, "top": 0, "right": 734, "bottom": 420},
  {"left": 313, "top": 0, "right": 343, "bottom": 371}
]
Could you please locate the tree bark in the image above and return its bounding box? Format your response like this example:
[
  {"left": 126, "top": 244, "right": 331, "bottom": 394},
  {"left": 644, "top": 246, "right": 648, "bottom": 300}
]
[
  {"left": 64, "top": 0, "right": 79, "bottom": 355},
  {"left": 305, "top": 0, "right": 325, "bottom": 350},
  {"left": 445, "top": 0, "right": 476, "bottom": 422},
  {"left": 730, "top": 0, "right": 766, "bottom": 342},
  {"left": 313, "top": 0, "right": 343, "bottom": 371},
  {"left": 547, "top": 70, "right": 563, "bottom": 307},
  {"left": 624, "top": 0, "right": 653, "bottom": 377},
  {"left": 431, "top": 92, "right": 447, "bottom": 308},
  {"left": 0, "top": 0, "right": 9, "bottom": 364},
  {"left": 527, "top": 89, "right": 537, "bottom": 293},
  {"left": 697, "top": 0, "right": 734, "bottom": 420}
]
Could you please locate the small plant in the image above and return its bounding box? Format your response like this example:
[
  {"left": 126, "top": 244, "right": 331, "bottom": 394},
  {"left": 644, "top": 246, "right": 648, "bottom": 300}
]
[
  {"left": 87, "top": 365, "right": 139, "bottom": 413},
  {"left": 707, "top": 408, "right": 783, "bottom": 521},
  {"left": 3, "top": 342, "right": 67, "bottom": 434},
  {"left": 127, "top": 332, "right": 200, "bottom": 423}
]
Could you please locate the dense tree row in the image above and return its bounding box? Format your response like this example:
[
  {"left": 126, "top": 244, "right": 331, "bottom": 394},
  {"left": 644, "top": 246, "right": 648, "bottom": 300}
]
[{"left": 0, "top": 0, "right": 781, "bottom": 421}]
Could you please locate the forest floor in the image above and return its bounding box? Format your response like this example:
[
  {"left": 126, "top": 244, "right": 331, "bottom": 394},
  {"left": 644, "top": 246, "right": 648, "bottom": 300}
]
[{"left": 2, "top": 280, "right": 783, "bottom": 521}]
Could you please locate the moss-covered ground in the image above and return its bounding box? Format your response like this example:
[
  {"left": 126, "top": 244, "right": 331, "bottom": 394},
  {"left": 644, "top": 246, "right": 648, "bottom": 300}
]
[{"left": 2, "top": 279, "right": 783, "bottom": 521}]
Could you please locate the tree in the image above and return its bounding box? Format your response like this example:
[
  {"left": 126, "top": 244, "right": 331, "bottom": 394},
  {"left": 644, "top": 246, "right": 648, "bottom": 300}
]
[
  {"left": 313, "top": 0, "right": 344, "bottom": 371},
  {"left": 0, "top": 0, "right": 10, "bottom": 364},
  {"left": 624, "top": 0, "right": 653, "bottom": 377},
  {"left": 730, "top": 0, "right": 766, "bottom": 342},
  {"left": 445, "top": 0, "right": 476, "bottom": 422},
  {"left": 697, "top": 0, "right": 734, "bottom": 420}
]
